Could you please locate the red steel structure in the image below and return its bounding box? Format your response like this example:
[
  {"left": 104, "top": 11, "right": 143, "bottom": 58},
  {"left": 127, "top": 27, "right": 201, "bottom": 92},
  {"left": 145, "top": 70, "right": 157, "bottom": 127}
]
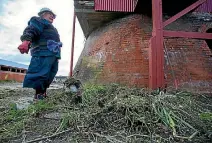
[
  {"left": 151, "top": 0, "right": 212, "bottom": 89},
  {"left": 71, "top": 0, "right": 212, "bottom": 89}
]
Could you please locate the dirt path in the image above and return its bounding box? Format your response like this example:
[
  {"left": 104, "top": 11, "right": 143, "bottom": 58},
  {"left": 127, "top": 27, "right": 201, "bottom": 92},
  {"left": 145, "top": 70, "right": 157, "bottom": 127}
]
[
  {"left": 0, "top": 82, "right": 63, "bottom": 109},
  {"left": 0, "top": 82, "right": 67, "bottom": 143}
]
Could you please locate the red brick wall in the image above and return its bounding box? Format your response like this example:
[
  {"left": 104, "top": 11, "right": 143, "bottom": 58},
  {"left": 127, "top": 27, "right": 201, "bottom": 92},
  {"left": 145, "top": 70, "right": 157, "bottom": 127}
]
[
  {"left": 0, "top": 71, "right": 25, "bottom": 82},
  {"left": 75, "top": 14, "right": 212, "bottom": 92}
]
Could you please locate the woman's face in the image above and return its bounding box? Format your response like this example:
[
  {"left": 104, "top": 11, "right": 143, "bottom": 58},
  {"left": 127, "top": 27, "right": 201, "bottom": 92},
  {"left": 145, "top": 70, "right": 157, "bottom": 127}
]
[{"left": 42, "top": 12, "right": 55, "bottom": 23}]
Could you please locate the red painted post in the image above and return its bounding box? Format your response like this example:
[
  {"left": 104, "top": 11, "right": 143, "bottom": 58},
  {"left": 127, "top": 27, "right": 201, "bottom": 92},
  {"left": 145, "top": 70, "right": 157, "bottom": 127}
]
[
  {"left": 69, "top": 12, "right": 76, "bottom": 77},
  {"left": 149, "top": 37, "right": 157, "bottom": 89},
  {"left": 150, "top": 0, "right": 164, "bottom": 89}
]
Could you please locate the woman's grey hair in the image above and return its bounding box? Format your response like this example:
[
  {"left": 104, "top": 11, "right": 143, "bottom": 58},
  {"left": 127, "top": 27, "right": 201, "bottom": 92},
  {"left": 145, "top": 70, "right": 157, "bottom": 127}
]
[{"left": 40, "top": 12, "right": 48, "bottom": 18}]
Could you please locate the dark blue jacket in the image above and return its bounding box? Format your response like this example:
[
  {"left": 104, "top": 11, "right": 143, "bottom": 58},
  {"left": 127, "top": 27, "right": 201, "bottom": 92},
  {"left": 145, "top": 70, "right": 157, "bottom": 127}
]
[{"left": 20, "top": 16, "right": 62, "bottom": 58}]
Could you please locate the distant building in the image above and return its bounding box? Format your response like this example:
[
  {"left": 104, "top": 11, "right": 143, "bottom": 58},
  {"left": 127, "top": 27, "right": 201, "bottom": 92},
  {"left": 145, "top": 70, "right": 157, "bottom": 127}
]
[{"left": 0, "top": 59, "right": 28, "bottom": 82}]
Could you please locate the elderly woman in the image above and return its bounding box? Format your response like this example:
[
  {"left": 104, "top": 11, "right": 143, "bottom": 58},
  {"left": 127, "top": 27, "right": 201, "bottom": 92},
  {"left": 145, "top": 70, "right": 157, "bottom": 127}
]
[{"left": 18, "top": 8, "right": 62, "bottom": 100}]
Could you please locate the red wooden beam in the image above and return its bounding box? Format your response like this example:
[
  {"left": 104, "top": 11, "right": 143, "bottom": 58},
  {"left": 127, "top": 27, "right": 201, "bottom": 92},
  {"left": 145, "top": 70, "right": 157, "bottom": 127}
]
[
  {"left": 69, "top": 12, "right": 76, "bottom": 77},
  {"left": 150, "top": 0, "right": 164, "bottom": 89},
  {"left": 163, "top": 0, "right": 207, "bottom": 27},
  {"left": 164, "top": 30, "right": 212, "bottom": 39}
]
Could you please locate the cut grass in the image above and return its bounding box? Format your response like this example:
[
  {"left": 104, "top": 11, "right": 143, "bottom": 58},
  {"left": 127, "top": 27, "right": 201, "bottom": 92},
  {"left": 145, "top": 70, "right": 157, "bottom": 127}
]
[{"left": 0, "top": 83, "right": 212, "bottom": 143}]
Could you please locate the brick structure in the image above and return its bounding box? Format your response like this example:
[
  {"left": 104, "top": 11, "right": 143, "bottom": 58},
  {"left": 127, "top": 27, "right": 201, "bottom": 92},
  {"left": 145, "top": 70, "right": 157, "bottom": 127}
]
[
  {"left": 74, "top": 14, "right": 212, "bottom": 92},
  {"left": 0, "top": 71, "right": 26, "bottom": 82}
]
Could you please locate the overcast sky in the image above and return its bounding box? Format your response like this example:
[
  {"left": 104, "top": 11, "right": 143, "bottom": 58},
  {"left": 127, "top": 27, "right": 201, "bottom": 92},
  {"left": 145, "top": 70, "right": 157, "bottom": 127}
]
[{"left": 0, "top": 0, "right": 85, "bottom": 76}]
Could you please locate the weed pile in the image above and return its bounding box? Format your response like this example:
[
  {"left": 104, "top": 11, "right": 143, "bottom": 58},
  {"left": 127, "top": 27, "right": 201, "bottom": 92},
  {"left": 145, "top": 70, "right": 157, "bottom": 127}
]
[{"left": 0, "top": 83, "right": 212, "bottom": 143}]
